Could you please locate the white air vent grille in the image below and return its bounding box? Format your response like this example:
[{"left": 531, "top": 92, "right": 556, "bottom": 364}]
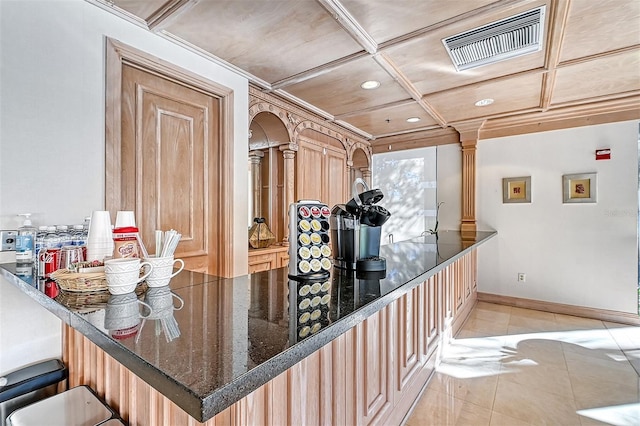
[{"left": 443, "top": 6, "right": 546, "bottom": 71}]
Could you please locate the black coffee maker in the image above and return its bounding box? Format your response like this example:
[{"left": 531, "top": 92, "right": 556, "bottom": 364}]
[{"left": 330, "top": 179, "right": 391, "bottom": 272}]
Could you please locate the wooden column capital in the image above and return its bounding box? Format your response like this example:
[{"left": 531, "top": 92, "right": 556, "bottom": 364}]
[
  {"left": 279, "top": 143, "right": 299, "bottom": 154},
  {"left": 248, "top": 150, "right": 264, "bottom": 164}
]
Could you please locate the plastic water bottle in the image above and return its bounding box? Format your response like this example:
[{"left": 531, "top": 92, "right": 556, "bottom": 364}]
[
  {"left": 34, "top": 225, "right": 48, "bottom": 256},
  {"left": 71, "top": 224, "right": 86, "bottom": 246},
  {"left": 43, "top": 226, "right": 61, "bottom": 250},
  {"left": 56, "top": 225, "right": 72, "bottom": 248},
  {"left": 16, "top": 213, "right": 37, "bottom": 263}
]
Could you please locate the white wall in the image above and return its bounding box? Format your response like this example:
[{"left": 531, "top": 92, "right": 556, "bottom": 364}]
[
  {"left": 0, "top": 0, "right": 249, "bottom": 275},
  {"left": 477, "top": 120, "right": 639, "bottom": 314},
  {"left": 0, "top": 0, "right": 250, "bottom": 372}
]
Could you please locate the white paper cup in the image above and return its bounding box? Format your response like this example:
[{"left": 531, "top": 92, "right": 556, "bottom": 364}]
[
  {"left": 104, "top": 258, "right": 152, "bottom": 294},
  {"left": 143, "top": 256, "right": 184, "bottom": 287},
  {"left": 115, "top": 211, "right": 136, "bottom": 228},
  {"left": 87, "top": 210, "right": 113, "bottom": 242},
  {"left": 85, "top": 244, "right": 114, "bottom": 262}
]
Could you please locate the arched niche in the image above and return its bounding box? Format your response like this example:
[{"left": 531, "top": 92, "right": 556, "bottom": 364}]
[
  {"left": 349, "top": 144, "right": 372, "bottom": 188},
  {"left": 250, "top": 111, "right": 290, "bottom": 145},
  {"left": 248, "top": 111, "right": 290, "bottom": 243}
]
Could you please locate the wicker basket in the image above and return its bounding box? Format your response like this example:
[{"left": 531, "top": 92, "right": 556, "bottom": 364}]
[
  {"left": 50, "top": 268, "right": 108, "bottom": 293},
  {"left": 56, "top": 283, "right": 147, "bottom": 312}
]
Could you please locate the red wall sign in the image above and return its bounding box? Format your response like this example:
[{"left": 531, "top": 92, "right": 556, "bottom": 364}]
[{"left": 595, "top": 149, "right": 611, "bottom": 160}]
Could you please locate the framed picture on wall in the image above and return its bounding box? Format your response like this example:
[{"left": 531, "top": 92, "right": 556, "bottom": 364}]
[
  {"left": 502, "top": 176, "right": 531, "bottom": 203},
  {"left": 563, "top": 172, "right": 597, "bottom": 203}
]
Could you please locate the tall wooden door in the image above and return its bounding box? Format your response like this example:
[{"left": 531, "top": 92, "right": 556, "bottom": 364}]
[
  {"left": 324, "top": 147, "right": 347, "bottom": 208},
  {"left": 296, "top": 141, "right": 324, "bottom": 201},
  {"left": 295, "top": 141, "right": 347, "bottom": 207},
  {"left": 115, "top": 64, "right": 220, "bottom": 274}
]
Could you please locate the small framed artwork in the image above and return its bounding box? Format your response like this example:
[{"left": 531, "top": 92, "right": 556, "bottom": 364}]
[
  {"left": 563, "top": 172, "right": 597, "bottom": 203},
  {"left": 502, "top": 176, "right": 531, "bottom": 203}
]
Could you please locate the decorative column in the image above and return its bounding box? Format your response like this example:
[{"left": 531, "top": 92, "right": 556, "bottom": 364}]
[
  {"left": 360, "top": 167, "right": 372, "bottom": 188},
  {"left": 346, "top": 160, "right": 353, "bottom": 192},
  {"left": 460, "top": 140, "right": 477, "bottom": 238},
  {"left": 280, "top": 143, "right": 298, "bottom": 246},
  {"left": 455, "top": 121, "right": 483, "bottom": 241},
  {"left": 248, "top": 150, "right": 264, "bottom": 220}
]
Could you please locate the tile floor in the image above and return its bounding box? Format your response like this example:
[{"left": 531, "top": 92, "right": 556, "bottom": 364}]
[{"left": 405, "top": 302, "right": 640, "bottom": 426}]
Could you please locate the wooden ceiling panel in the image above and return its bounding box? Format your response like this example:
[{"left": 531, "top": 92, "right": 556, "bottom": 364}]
[
  {"left": 425, "top": 73, "right": 544, "bottom": 123},
  {"left": 552, "top": 51, "right": 640, "bottom": 105},
  {"left": 340, "top": 0, "right": 497, "bottom": 44},
  {"left": 340, "top": 101, "right": 439, "bottom": 136},
  {"left": 163, "top": 0, "right": 363, "bottom": 83},
  {"left": 559, "top": 0, "right": 640, "bottom": 63},
  {"left": 284, "top": 56, "right": 411, "bottom": 116}
]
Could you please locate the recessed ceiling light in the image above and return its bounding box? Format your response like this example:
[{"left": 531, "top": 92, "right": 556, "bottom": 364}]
[
  {"left": 360, "top": 80, "right": 381, "bottom": 90},
  {"left": 474, "top": 98, "right": 494, "bottom": 107},
  {"left": 406, "top": 117, "right": 421, "bottom": 123}
]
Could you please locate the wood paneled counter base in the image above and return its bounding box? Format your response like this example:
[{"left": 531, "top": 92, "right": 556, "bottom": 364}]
[{"left": 2, "top": 231, "right": 495, "bottom": 425}]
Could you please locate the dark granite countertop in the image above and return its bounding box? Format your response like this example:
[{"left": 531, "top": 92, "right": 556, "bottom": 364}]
[{"left": 0, "top": 230, "right": 495, "bottom": 422}]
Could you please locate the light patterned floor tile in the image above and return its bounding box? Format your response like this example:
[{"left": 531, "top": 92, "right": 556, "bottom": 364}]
[
  {"left": 489, "top": 411, "right": 531, "bottom": 426},
  {"left": 426, "top": 371, "right": 498, "bottom": 409},
  {"left": 405, "top": 388, "right": 464, "bottom": 426},
  {"left": 498, "top": 362, "right": 573, "bottom": 398},
  {"left": 492, "top": 378, "right": 582, "bottom": 425}
]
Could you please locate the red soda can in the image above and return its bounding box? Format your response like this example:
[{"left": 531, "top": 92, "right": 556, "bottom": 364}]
[
  {"left": 44, "top": 279, "right": 59, "bottom": 298},
  {"left": 38, "top": 248, "right": 60, "bottom": 278}
]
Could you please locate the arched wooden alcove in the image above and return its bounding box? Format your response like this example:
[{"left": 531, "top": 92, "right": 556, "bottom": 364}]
[{"left": 249, "top": 111, "right": 291, "bottom": 244}]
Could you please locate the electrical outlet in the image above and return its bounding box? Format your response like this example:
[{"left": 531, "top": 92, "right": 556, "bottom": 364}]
[
  {"left": 517, "top": 273, "right": 526, "bottom": 283},
  {"left": 1, "top": 230, "right": 17, "bottom": 251}
]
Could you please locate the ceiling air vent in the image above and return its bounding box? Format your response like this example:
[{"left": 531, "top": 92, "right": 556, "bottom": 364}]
[{"left": 442, "top": 6, "right": 546, "bottom": 71}]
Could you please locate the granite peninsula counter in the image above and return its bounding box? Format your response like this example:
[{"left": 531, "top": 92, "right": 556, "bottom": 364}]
[{"left": 0, "top": 230, "right": 495, "bottom": 424}]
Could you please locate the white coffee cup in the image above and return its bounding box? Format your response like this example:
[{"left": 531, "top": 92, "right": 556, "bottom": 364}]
[
  {"left": 104, "top": 258, "right": 152, "bottom": 294},
  {"left": 143, "top": 255, "right": 184, "bottom": 288},
  {"left": 104, "top": 293, "right": 152, "bottom": 339},
  {"left": 145, "top": 286, "right": 184, "bottom": 319}
]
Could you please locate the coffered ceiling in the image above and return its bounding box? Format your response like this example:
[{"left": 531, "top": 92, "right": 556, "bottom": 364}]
[{"left": 91, "top": 0, "right": 640, "bottom": 147}]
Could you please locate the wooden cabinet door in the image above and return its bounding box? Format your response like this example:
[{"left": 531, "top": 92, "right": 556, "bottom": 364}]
[
  {"left": 323, "top": 148, "right": 347, "bottom": 208},
  {"left": 356, "top": 306, "right": 393, "bottom": 424},
  {"left": 296, "top": 141, "right": 347, "bottom": 207},
  {"left": 296, "top": 142, "right": 323, "bottom": 201},
  {"left": 423, "top": 276, "right": 440, "bottom": 358},
  {"left": 119, "top": 64, "right": 220, "bottom": 274},
  {"left": 395, "top": 288, "right": 423, "bottom": 396}
]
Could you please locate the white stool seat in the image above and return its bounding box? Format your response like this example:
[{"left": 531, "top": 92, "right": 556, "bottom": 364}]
[{"left": 7, "top": 386, "right": 114, "bottom": 426}]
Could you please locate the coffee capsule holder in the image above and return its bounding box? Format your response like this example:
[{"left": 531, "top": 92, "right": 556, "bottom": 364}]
[
  {"left": 287, "top": 200, "right": 332, "bottom": 281},
  {"left": 288, "top": 275, "right": 331, "bottom": 343}
]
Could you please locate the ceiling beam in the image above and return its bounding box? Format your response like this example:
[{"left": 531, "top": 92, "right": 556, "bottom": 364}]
[
  {"left": 316, "top": 0, "right": 378, "bottom": 54},
  {"left": 541, "top": 0, "right": 572, "bottom": 111},
  {"left": 147, "top": 0, "right": 197, "bottom": 31},
  {"left": 374, "top": 53, "right": 448, "bottom": 127}
]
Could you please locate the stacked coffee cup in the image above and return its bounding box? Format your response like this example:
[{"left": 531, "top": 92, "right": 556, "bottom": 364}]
[{"left": 85, "top": 210, "right": 115, "bottom": 262}]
